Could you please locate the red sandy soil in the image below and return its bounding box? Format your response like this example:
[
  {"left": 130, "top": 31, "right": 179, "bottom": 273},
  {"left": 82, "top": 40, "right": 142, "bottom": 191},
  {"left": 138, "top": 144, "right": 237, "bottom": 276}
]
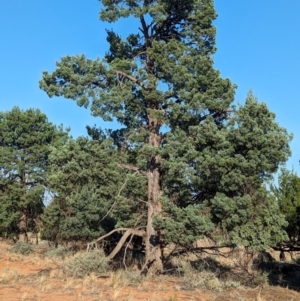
[{"left": 0, "top": 243, "right": 300, "bottom": 301}]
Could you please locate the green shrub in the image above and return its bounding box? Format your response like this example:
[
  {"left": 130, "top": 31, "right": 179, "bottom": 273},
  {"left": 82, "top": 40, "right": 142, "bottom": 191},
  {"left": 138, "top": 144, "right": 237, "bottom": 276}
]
[
  {"left": 252, "top": 272, "right": 269, "bottom": 287},
  {"left": 178, "top": 261, "right": 242, "bottom": 292},
  {"left": 65, "top": 250, "right": 109, "bottom": 278},
  {"left": 11, "top": 241, "right": 33, "bottom": 256},
  {"left": 45, "top": 246, "right": 71, "bottom": 258}
]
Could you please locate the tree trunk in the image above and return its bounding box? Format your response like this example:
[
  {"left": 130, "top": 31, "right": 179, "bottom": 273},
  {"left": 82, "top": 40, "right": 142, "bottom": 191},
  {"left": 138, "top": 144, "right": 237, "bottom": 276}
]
[
  {"left": 145, "top": 116, "right": 163, "bottom": 275},
  {"left": 18, "top": 213, "right": 28, "bottom": 243}
]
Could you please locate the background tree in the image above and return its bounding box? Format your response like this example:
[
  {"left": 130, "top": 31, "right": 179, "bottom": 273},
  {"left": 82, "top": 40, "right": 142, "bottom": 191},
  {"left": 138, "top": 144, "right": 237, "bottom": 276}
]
[
  {"left": 40, "top": 0, "right": 291, "bottom": 274},
  {"left": 0, "top": 107, "right": 68, "bottom": 241},
  {"left": 271, "top": 168, "right": 300, "bottom": 252}
]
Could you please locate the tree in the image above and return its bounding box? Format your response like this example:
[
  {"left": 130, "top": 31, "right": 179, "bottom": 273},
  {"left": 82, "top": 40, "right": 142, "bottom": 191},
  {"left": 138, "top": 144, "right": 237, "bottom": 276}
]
[
  {"left": 42, "top": 134, "right": 145, "bottom": 247},
  {"left": 154, "top": 93, "right": 290, "bottom": 251},
  {"left": 0, "top": 107, "right": 68, "bottom": 241},
  {"left": 271, "top": 168, "right": 300, "bottom": 251},
  {"left": 40, "top": 1, "right": 291, "bottom": 274}
]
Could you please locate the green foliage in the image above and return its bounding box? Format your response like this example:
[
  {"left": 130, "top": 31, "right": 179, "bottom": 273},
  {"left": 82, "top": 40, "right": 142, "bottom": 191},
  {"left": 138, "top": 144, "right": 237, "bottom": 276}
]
[
  {"left": 43, "top": 136, "right": 146, "bottom": 244},
  {"left": 44, "top": 246, "right": 71, "bottom": 258},
  {"left": 65, "top": 250, "right": 109, "bottom": 278},
  {"left": 157, "top": 93, "right": 290, "bottom": 250},
  {"left": 40, "top": 0, "right": 235, "bottom": 131},
  {"left": 211, "top": 189, "right": 288, "bottom": 249},
  {"left": 0, "top": 107, "right": 69, "bottom": 239},
  {"left": 11, "top": 241, "right": 34, "bottom": 256},
  {"left": 39, "top": 0, "right": 292, "bottom": 265},
  {"left": 271, "top": 168, "right": 300, "bottom": 244}
]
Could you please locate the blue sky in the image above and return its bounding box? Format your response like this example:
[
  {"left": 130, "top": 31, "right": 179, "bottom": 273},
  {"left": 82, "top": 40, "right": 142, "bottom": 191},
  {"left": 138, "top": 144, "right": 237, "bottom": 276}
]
[{"left": 1, "top": 0, "right": 299, "bottom": 174}]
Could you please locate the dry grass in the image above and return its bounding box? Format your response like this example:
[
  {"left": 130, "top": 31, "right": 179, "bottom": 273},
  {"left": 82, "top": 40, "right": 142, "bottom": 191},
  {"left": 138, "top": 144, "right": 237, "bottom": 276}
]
[
  {"left": 0, "top": 267, "right": 19, "bottom": 283},
  {"left": 49, "top": 268, "right": 65, "bottom": 279},
  {"left": 21, "top": 288, "right": 31, "bottom": 301},
  {"left": 1, "top": 241, "right": 300, "bottom": 301},
  {"left": 256, "top": 290, "right": 265, "bottom": 301},
  {"left": 167, "top": 294, "right": 180, "bottom": 301},
  {"left": 63, "top": 277, "right": 75, "bottom": 290},
  {"left": 0, "top": 240, "right": 11, "bottom": 256},
  {"left": 178, "top": 260, "right": 243, "bottom": 292},
  {"left": 109, "top": 269, "right": 144, "bottom": 289},
  {"left": 36, "top": 273, "right": 54, "bottom": 292}
]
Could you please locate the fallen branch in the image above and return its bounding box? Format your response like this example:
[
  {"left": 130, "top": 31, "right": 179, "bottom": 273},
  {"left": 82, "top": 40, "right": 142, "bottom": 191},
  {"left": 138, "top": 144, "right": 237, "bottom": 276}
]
[
  {"left": 87, "top": 228, "right": 129, "bottom": 251},
  {"left": 164, "top": 245, "right": 233, "bottom": 262},
  {"left": 87, "top": 227, "right": 146, "bottom": 261},
  {"left": 123, "top": 233, "right": 134, "bottom": 270},
  {"left": 108, "top": 228, "right": 146, "bottom": 260}
]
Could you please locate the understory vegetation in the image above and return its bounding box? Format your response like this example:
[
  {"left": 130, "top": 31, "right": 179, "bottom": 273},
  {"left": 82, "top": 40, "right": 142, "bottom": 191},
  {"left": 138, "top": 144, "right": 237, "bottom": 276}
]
[{"left": 1, "top": 0, "right": 300, "bottom": 284}]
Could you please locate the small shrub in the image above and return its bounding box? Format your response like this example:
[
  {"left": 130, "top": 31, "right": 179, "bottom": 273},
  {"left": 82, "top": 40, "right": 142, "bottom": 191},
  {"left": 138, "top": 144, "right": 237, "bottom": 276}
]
[
  {"left": 223, "top": 280, "right": 242, "bottom": 289},
  {"left": 65, "top": 250, "right": 109, "bottom": 278},
  {"left": 178, "top": 261, "right": 242, "bottom": 292},
  {"left": 11, "top": 241, "right": 33, "bottom": 256},
  {"left": 109, "top": 269, "right": 142, "bottom": 288},
  {"left": 252, "top": 272, "right": 269, "bottom": 287},
  {"left": 179, "top": 261, "right": 223, "bottom": 292},
  {"left": 45, "top": 246, "right": 71, "bottom": 258},
  {"left": 0, "top": 268, "right": 19, "bottom": 283}
]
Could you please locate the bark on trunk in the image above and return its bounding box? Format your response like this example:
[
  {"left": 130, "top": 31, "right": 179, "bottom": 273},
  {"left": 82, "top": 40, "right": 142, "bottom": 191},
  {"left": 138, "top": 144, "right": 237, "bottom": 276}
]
[
  {"left": 18, "top": 213, "right": 28, "bottom": 243},
  {"left": 144, "top": 116, "right": 163, "bottom": 275}
]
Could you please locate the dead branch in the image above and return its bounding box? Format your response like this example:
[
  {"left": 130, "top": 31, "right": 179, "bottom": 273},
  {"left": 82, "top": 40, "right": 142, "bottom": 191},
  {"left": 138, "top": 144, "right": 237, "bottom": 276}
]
[
  {"left": 139, "top": 246, "right": 159, "bottom": 275},
  {"left": 87, "top": 228, "right": 129, "bottom": 251},
  {"left": 118, "top": 163, "right": 147, "bottom": 175},
  {"left": 116, "top": 70, "right": 149, "bottom": 90},
  {"left": 123, "top": 233, "right": 134, "bottom": 270},
  {"left": 108, "top": 228, "right": 146, "bottom": 260},
  {"left": 99, "top": 171, "right": 138, "bottom": 223},
  {"left": 87, "top": 227, "right": 146, "bottom": 259},
  {"left": 164, "top": 245, "right": 233, "bottom": 262}
]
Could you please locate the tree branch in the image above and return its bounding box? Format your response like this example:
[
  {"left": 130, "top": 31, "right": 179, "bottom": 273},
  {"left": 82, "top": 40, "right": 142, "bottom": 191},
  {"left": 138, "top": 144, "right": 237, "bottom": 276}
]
[
  {"left": 123, "top": 233, "right": 134, "bottom": 270},
  {"left": 116, "top": 71, "right": 149, "bottom": 90},
  {"left": 87, "top": 228, "right": 129, "bottom": 251},
  {"left": 99, "top": 171, "right": 138, "bottom": 223},
  {"left": 108, "top": 228, "right": 146, "bottom": 260},
  {"left": 118, "top": 164, "right": 147, "bottom": 175}
]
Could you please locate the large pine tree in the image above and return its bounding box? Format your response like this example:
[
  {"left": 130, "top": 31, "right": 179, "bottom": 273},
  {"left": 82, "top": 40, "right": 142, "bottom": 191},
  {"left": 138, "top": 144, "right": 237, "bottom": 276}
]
[{"left": 40, "top": 0, "right": 291, "bottom": 274}]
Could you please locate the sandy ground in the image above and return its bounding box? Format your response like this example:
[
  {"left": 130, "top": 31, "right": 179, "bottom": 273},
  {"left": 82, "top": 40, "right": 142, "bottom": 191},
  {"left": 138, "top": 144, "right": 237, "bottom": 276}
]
[{"left": 0, "top": 243, "right": 300, "bottom": 301}]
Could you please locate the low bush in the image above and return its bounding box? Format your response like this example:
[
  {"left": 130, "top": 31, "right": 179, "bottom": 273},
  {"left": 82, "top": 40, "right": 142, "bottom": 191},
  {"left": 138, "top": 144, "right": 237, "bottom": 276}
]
[
  {"left": 65, "top": 249, "right": 109, "bottom": 278},
  {"left": 178, "top": 261, "right": 242, "bottom": 292},
  {"left": 11, "top": 241, "right": 33, "bottom": 256},
  {"left": 44, "top": 246, "right": 71, "bottom": 258},
  {"left": 0, "top": 268, "right": 19, "bottom": 283},
  {"left": 252, "top": 271, "right": 269, "bottom": 287}
]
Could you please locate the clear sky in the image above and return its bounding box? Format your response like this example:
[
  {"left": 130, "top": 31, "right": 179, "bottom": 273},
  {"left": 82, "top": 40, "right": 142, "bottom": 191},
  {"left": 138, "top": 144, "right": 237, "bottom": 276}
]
[{"left": 1, "top": 1, "right": 299, "bottom": 174}]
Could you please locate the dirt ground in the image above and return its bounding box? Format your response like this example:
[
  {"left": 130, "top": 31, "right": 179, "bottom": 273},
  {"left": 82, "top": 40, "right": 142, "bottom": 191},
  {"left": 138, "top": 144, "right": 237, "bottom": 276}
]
[{"left": 1, "top": 242, "right": 300, "bottom": 301}]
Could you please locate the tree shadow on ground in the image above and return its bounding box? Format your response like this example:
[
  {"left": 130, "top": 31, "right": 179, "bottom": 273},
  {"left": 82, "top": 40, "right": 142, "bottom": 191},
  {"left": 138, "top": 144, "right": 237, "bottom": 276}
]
[
  {"left": 164, "top": 256, "right": 255, "bottom": 286},
  {"left": 164, "top": 252, "right": 300, "bottom": 292},
  {"left": 258, "top": 261, "right": 300, "bottom": 291}
]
